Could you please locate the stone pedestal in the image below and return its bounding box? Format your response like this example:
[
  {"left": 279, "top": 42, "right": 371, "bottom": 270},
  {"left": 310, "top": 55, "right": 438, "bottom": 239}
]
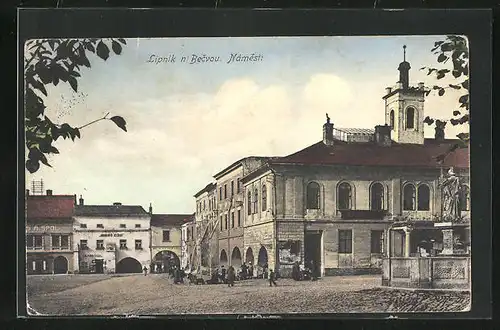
[{"left": 441, "top": 228, "right": 456, "bottom": 255}]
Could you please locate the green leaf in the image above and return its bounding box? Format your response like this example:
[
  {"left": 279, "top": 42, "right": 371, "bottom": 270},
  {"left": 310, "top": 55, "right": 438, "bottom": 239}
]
[
  {"left": 112, "top": 40, "right": 122, "bottom": 55},
  {"left": 437, "top": 54, "right": 447, "bottom": 63},
  {"left": 70, "top": 71, "right": 81, "bottom": 77},
  {"left": 31, "top": 79, "right": 48, "bottom": 96},
  {"left": 68, "top": 76, "right": 78, "bottom": 92},
  {"left": 96, "top": 41, "right": 110, "bottom": 61},
  {"left": 109, "top": 116, "right": 127, "bottom": 132}
]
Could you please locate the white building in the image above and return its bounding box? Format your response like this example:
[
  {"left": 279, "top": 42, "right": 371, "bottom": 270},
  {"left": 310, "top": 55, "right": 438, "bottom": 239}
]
[{"left": 73, "top": 198, "right": 151, "bottom": 274}]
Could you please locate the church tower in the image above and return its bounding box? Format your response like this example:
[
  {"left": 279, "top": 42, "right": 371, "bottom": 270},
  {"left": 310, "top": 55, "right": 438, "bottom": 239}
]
[{"left": 382, "top": 45, "right": 426, "bottom": 145}]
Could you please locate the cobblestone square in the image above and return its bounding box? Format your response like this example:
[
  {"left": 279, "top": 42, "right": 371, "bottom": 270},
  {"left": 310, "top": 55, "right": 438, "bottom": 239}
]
[{"left": 26, "top": 274, "right": 470, "bottom": 315}]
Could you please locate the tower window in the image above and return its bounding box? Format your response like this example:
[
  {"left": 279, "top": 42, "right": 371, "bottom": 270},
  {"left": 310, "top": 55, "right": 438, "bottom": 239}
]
[
  {"left": 403, "top": 184, "right": 416, "bottom": 211},
  {"left": 390, "top": 110, "right": 395, "bottom": 129},
  {"left": 406, "top": 107, "right": 415, "bottom": 129}
]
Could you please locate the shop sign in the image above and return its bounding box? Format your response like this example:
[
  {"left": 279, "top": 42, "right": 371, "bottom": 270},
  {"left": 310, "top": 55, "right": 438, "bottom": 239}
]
[
  {"left": 27, "top": 225, "right": 56, "bottom": 232},
  {"left": 99, "top": 233, "right": 124, "bottom": 237},
  {"left": 83, "top": 254, "right": 103, "bottom": 258}
]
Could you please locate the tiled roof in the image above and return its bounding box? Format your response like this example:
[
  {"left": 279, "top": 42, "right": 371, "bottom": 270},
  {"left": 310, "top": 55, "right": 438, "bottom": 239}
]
[
  {"left": 75, "top": 205, "right": 149, "bottom": 216},
  {"left": 270, "top": 139, "right": 469, "bottom": 169},
  {"left": 27, "top": 195, "right": 75, "bottom": 219},
  {"left": 151, "top": 214, "right": 194, "bottom": 227},
  {"left": 336, "top": 128, "right": 375, "bottom": 135}
]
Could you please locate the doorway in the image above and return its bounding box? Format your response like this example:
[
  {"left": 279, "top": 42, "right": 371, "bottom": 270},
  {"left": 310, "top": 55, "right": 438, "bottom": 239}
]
[
  {"left": 304, "top": 231, "right": 322, "bottom": 276},
  {"left": 95, "top": 259, "right": 104, "bottom": 274},
  {"left": 53, "top": 256, "right": 68, "bottom": 274}
]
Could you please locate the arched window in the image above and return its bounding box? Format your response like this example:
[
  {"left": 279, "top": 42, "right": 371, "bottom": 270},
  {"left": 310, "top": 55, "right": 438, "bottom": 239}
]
[
  {"left": 370, "top": 183, "right": 384, "bottom": 211},
  {"left": 247, "top": 190, "right": 252, "bottom": 215},
  {"left": 406, "top": 107, "right": 415, "bottom": 129},
  {"left": 262, "top": 185, "right": 267, "bottom": 211},
  {"left": 459, "top": 185, "right": 470, "bottom": 211},
  {"left": 390, "top": 110, "right": 395, "bottom": 129},
  {"left": 306, "top": 182, "right": 320, "bottom": 209},
  {"left": 403, "top": 184, "right": 416, "bottom": 211},
  {"left": 253, "top": 189, "right": 259, "bottom": 214},
  {"left": 417, "top": 184, "right": 430, "bottom": 211},
  {"left": 337, "top": 182, "right": 352, "bottom": 210}
]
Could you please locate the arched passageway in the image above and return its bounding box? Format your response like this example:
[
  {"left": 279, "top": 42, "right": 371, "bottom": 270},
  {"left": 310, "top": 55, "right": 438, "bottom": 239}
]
[
  {"left": 220, "top": 249, "right": 228, "bottom": 266},
  {"left": 153, "top": 250, "right": 180, "bottom": 273},
  {"left": 53, "top": 256, "right": 68, "bottom": 274},
  {"left": 116, "top": 257, "right": 142, "bottom": 274},
  {"left": 245, "top": 247, "right": 254, "bottom": 265},
  {"left": 257, "top": 246, "right": 268, "bottom": 267},
  {"left": 231, "top": 247, "right": 242, "bottom": 267}
]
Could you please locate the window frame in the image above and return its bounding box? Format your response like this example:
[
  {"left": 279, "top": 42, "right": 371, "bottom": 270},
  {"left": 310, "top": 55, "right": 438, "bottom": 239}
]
[
  {"left": 403, "top": 183, "right": 416, "bottom": 211},
  {"left": 417, "top": 183, "right": 431, "bottom": 211},
  {"left": 119, "top": 239, "right": 127, "bottom": 250},
  {"left": 405, "top": 106, "right": 415, "bottom": 129},
  {"left": 338, "top": 229, "right": 353, "bottom": 254},
  {"left": 135, "top": 239, "right": 143, "bottom": 250},
  {"left": 262, "top": 184, "right": 267, "bottom": 211},
  {"left": 337, "top": 182, "right": 352, "bottom": 211},
  {"left": 306, "top": 182, "right": 321, "bottom": 210},
  {"left": 370, "top": 230, "right": 384, "bottom": 254},
  {"left": 162, "top": 230, "right": 170, "bottom": 242},
  {"left": 96, "top": 239, "right": 104, "bottom": 250},
  {"left": 370, "top": 182, "right": 385, "bottom": 211}
]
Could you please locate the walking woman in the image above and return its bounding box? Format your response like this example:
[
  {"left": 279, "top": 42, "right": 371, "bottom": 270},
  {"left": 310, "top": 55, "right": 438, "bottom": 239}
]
[{"left": 227, "top": 266, "right": 236, "bottom": 287}]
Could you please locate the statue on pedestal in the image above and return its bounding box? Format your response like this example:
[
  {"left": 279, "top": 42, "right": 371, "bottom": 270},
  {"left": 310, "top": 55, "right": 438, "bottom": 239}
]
[{"left": 440, "top": 167, "right": 461, "bottom": 222}]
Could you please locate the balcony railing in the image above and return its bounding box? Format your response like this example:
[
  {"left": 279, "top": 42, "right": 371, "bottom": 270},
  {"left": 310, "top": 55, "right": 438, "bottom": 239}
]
[{"left": 339, "top": 209, "right": 387, "bottom": 220}]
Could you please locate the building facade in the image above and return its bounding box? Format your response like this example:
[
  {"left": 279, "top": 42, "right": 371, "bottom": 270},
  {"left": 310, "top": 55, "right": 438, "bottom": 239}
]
[
  {"left": 181, "top": 218, "right": 196, "bottom": 269},
  {"left": 193, "top": 183, "right": 218, "bottom": 271},
  {"left": 150, "top": 212, "right": 190, "bottom": 273},
  {"left": 73, "top": 198, "right": 151, "bottom": 274},
  {"left": 26, "top": 190, "right": 78, "bottom": 275}
]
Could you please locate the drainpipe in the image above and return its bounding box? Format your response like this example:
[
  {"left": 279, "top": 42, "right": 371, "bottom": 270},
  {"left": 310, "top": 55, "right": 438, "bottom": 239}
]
[{"left": 270, "top": 167, "right": 279, "bottom": 276}]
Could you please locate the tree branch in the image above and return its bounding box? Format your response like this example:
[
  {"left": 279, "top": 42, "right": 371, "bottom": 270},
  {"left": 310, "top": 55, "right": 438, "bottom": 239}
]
[{"left": 77, "top": 112, "right": 110, "bottom": 130}]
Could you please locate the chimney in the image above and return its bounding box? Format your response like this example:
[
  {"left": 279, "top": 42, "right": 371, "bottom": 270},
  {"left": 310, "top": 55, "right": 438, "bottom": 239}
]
[
  {"left": 46, "top": 189, "right": 53, "bottom": 196},
  {"left": 149, "top": 203, "right": 153, "bottom": 214},
  {"left": 374, "top": 125, "right": 392, "bottom": 146},
  {"left": 385, "top": 87, "right": 392, "bottom": 95},
  {"left": 434, "top": 120, "right": 446, "bottom": 142},
  {"left": 323, "top": 114, "right": 334, "bottom": 146},
  {"left": 418, "top": 82, "right": 425, "bottom": 90},
  {"left": 113, "top": 202, "right": 122, "bottom": 206},
  {"left": 74, "top": 194, "right": 77, "bottom": 206},
  {"left": 79, "top": 195, "right": 84, "bottom": 205},
  {"left": 26, "top": 189, "right": 30, "bottom": 196}
]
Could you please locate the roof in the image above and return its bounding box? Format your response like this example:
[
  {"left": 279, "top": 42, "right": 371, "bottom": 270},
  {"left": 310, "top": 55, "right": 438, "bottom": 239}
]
[
  {"left": 335, "top": 128, "right": 375, "bottom": 135},
  {"left": 27, "top": 195, "right": 75, "bottom": 219},
  {"left": 270, "top": 139, "right": 469, "bottom": 169},
  {"left": 213, "top": 156, "right": 271, "bottom": 179},
  {"left": 75, "top": 205, "right": 149, "bottom": 217},
  {"left": 194, "top": 182, "right": 216, "bottom": 198},
  {"left": 151, "top": 214, "right": 194, "bottom": 227}
]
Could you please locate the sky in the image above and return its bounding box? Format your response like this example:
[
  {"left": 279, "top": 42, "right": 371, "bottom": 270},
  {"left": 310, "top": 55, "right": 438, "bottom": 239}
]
[{"left": 25, "top": 36, "right": 469, "bottom": 214}]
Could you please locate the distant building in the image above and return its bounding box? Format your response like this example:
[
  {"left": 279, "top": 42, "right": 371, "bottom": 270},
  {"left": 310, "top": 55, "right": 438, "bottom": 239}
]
[
  {"left": 181, "top": 218, "right": 196, "bottom": 270},
  {"left": 150, "top": 211, "right": 191, "bottom": 273},
  {"left": 73, "top": 198, "right": 151, "bottom": 274},
  {"left": 26, "top": 189, "right": 78, "bottom": 275},
  {"left": 193, "top": 183, "right": 218, "bottom": 271}
]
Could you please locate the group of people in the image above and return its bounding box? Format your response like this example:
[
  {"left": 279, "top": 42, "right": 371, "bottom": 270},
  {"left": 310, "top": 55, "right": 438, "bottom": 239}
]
[{"left": 291, "top": 260, "right": 319, "bottom": 281}]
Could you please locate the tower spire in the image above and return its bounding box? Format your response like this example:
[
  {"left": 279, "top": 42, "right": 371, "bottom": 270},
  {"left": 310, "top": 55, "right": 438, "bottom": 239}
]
[{"left": 403, "top": 44, "right": 406, "bottom": 62}]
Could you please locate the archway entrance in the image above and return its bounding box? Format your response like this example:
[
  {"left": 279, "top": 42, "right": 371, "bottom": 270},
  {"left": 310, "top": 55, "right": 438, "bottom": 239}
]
[
  {"left": 257, "top": 246, "right": 268, "bottom": 267},
  {"left": 245, "top": 247, "right": 254, "bottom": 265},
  {"left": 53, "top": 256, "right": 68, "bottom": 274},
  {"left": 116, "top": 257, "right": 142, "bottom": 274},
  {"left": 153, "top": 250, "right": 180, "bottom": 273},
  {"left": 231, "top": 247, "right": 242, "bottom": 268},
  {"left": 220, "top": 249, "right": 228, "bottom": 266}
]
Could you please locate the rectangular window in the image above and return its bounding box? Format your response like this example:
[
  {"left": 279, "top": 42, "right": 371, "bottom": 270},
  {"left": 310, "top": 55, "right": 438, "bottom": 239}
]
[
  {"left": 33, "top": 235, "right": 43, "bottom": 249},
  {"left": 220, "top": 216, "right": 223, "bottom": 231},
  {"left": 224, "top": 184, "right": 227, "bottom": 199},
  {"left": 135, "top": 224, "right": 141, "bottom": 228},
  {"left": 338, "top": 230, "right": 353, "bottom": 254},
  {"left": 51, "top": 235, "right": 61, "bottom": 249},
  {"left": 80, "top": 239, "right": 88, "bottom": 250},
  {"left": 26, "top": 235, "right": 34, "bottom": 249},
  {"left": 231, "top": 181, "right": 234, "bottom": 196},
  {"left": 96, "top": 224, "right": 104, "bottom": 228},
  {"left": 162, "top": 230, "right": 170, "bottom": 242},
  {"left": 231, "top": 212, "right": 235, "bottom": 228},
  {"left": 96, "top": 240, "right": 104, "bottom": 250},
  {"left": 224, "top": 214, "right": 228, "bottom": 230},
  {"left": 61, "top": 235, "right": 69, "bottom": 249},
  {"left": 120, "top": 224, "right": 126, "bottom": 228},
  {"left": 237, "top": 210, "right": 241, "bottom": 227},
  {"left": 80, "top": 224, "right": 87, "bottom": 228},
  {"left": 219, "top": 187, "right": 223, "bottom": 200},
  {"left": 237, "top": 178, "right": 241, "bottom": 193},
  {"left": 119, "top": 239, "right": 127, "bottom": 249},
  {"left": 135, "top": 240, "right": 142, "bottom": 250},
  {"left": 371, "top": 230, "right": 384, "bottom": 254}
]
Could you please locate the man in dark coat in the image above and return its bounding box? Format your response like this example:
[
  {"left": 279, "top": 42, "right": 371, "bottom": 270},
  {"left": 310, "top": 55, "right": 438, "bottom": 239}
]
[
  {"left": 220, "top": 265, "right": 226, "bottom": 283},
  {"left": 227, "top": 266, "right": 236, "bottom": 287},
  {"left": 269, "top": 269, "right": 278, "bottom": 287},
  {"left": 292, "top": 261, "right": 300, "bottom": 281}
]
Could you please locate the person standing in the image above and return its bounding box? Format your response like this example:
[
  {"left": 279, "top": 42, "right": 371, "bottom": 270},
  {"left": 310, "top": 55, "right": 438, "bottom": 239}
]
[
  {"left": 227, "top": 266, "right": 236, "bottom": 287},
  {"left": 143, "top": 266, "right": 148, "bottom": 276},
  {"left": 292, "top": 261, "right": 300, "bottom": 281},
  {"left": 221, "top": 265, "right": 226, "bottom": 283},
  {"left": 269, "top": 269, "right": 278, "bottom": 287}
]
